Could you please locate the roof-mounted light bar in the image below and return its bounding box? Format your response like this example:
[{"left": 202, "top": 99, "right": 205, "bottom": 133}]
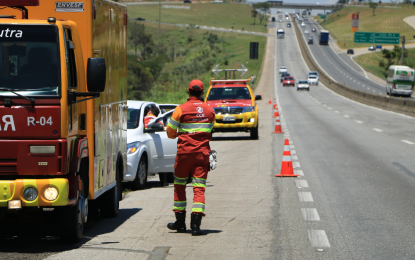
[{"left": 0, "top": 0, "right": 39, "bottom": 6}]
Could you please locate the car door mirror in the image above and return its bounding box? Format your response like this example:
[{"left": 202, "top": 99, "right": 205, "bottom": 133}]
[
  {"left": 144, "top": 123, "right": 164, "bottom": 133},
  {"left": 255, "top": 95, "right": 262, "bottom": 101},
  {"left": 87, "top": 57, "right": 106, "bottom": 93}
]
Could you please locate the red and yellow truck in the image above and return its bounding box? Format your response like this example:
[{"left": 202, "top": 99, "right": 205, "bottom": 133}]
[{"left": 0, "top": 0, "right": 127, "bottom": 242}]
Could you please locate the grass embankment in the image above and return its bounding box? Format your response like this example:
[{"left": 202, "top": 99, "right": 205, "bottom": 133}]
[
  {"left": 132, "top": 23, "right": 266, "bottom": 104},
  {"left": 128, "top": 3, "right": 268, "bottom": 34},
  {"left": 314, "top": 7, "right": 415, "bottom": 49},
  {"left": 354, "top": 49, "right": 415, "bottom": 79}
]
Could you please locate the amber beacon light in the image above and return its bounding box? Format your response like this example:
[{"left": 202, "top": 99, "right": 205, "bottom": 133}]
[{"left": 0, "top": 0, "right": 39, "bottom": 5}]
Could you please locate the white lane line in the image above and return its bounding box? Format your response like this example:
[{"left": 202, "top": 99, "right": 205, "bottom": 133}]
[
  {"left": 293, "top": 162, "right": 301, "bottom": 168},
  {"left": 355, "top": 120, "right": 363, "bottom": 124},
  {"left": 362, "top": 85, "right": 365, "bottom": 87},
  {"left": 295, "top": 180, "right": 309, "bottom": 188},
  {"left": 290, "top": 145, "right": 295, "bottom": 149},
  {"left": 289, "top": 141, "right": 294, "bottom": 145},
  {"left": 401, "top": 140, "right": 415, "bottom": 145},
  {"left": 308, "top": 230, "right": 331, "bottom": 248},
  {"left": 291, "top": 155, "right": 298, "bottom": 160},
  {"left": 344, "top": 115, "right": 350, "bottom": 118},
  {"left": 294, "top": 170, "right": 304, "bottom": 176},
  {"left": 291, "top": 150, "right": 297, "bottom": 155},
  {"left": 328, "top": 107, "right": 332, "bottom": 110},
  {"left": 373, "top": 128, "right": 383, "bottom": 132},
  {"left": 298, "top": 192, "right": 313, "bottom": 202},
  {"left": 301, "top": 208, "right": 320, "bottom": 221},
  {"left": 335, "top": 111, "right": 339, "bottom": 113}
]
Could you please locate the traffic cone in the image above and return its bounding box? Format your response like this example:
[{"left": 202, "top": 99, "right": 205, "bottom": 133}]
[
  {"left": 273, "top": 110, "right": 279, "bottom": 118},
  {"left": 273, "top": 104, "right": 278, "bottom": 110},
  {"left": 275, "top": 139, "right": 299, "bottom": 177},
  {"left": 268, "top": 96, "right": 271, "bottom": 104},
  {"left": 272, "top": 117, "right": 284, "bottom": 134}
]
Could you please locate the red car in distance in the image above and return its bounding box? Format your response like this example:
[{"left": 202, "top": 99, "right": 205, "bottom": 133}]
[{"left": 282, "top": 76, "right": 295, "bottom": 86}]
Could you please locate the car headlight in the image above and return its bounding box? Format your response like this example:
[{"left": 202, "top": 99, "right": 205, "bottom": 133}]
[
  {"left": 127, "top": 141, "right": 141, "bottom": 154},
  {"left": 44, "top": 187, "right": 59, "bottom": 201},
  {"left": 23, "top": 187, "right": 38, "bottom": 201},
  {"left": 244, "top": 106, "right": 255, "bottom": 112}
]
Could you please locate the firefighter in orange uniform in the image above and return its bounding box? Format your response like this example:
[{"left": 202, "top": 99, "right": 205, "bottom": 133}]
[
  {"left": 166, "top": 79, "right": 215, "bottom": 236},
  {"left": 144, "top": 104, "right": 164, "bottom": 129}
]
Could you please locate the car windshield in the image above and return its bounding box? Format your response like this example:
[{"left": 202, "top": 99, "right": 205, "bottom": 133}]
[
  {"left": 0, "top": 25, "right": 60, "bottom": 97},
  {"left": 284, "top": 77, "right": 294, "bottom": 80},
  {"left": 299, "top": 81, "right": 308, "bottom": 84},
  {"left": 127, "top": 108, "right": 141, "bottom": 129},
  {"left": 280, "top": 66, "right": 286, "bottom": 69},
  {"left": 207, "top": 87, "right": 251, "bottom": 100},
  {"left": 308, "top": 76, "right": 317, "bottom": 79}
]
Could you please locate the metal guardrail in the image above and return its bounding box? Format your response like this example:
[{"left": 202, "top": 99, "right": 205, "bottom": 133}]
[
  {"left": 292, "top": 16, "right": 415, "bottom": 117},
  {"left": 269, "top": 2, "right": 343, "bottom": 10}
]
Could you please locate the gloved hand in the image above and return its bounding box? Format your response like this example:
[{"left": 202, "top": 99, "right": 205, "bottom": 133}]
[{"left": 209, "top": 150, "right": 217, "bottom": 170}]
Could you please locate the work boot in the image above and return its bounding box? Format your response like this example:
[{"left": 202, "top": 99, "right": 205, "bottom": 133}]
[
  {"left": 190, "top": 213, "right": 204, "bottom": 236},
  {"left": 167, "top": 211, "right": 186, "bottom": 233}
]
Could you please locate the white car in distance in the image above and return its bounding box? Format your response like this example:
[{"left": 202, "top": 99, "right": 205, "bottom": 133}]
[
  {"left": 301, "top": 22, "right": 305, "bottom": 27},
  {"left": 126, "top": 101, "right": 179, "bottom": 190},
  {"left": 304, "top": 29, "right": 309, "bottom": 34},
  {"left": 297, "top": 80, "right": 310, "bottom": 91},
  {"left": 307, "top": 75, "right": 319, "bottom": 85},
  {"left": 279, "top": 66, "right": 288, "bottom": 74}
]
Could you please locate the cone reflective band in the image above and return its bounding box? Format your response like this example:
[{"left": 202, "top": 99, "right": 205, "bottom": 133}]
[
  {"left": 275, "top": 139, "right": 299, "bottom": 177},
  {"left": 0, "top": 0, "right": 39, "bottom": 5}
]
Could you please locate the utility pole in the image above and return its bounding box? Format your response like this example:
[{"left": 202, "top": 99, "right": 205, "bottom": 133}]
[
  {"left": 401, "top": 35, "right": 405, "bottom": 65},
  {"left": 158, "top": 0, "right": 161, "bottom": 55}
]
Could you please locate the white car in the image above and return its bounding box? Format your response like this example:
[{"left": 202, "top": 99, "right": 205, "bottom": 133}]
[
  {"left": 368, "top": 46, "right": 375, "bottom": 51},
  {"left": 279, "top": 19, "right": 283, "bottom": 22},
  {"left": 126, "top": 101, "right": 179, "bottom": 189},
  {"left": 301, "top": 22, "right": 305, "bottom": 27},
  {"left": 307, "top": 75, "right": 319, "bottom": 85},
  {"left": 279, "top": 66, "right": 288, "bottom": 74},
  {"left": 304, "top": 29, "right": 309, "bottom": 34},
  {"left": 297, "top": 80, "right": 310, "bottom": 91}
]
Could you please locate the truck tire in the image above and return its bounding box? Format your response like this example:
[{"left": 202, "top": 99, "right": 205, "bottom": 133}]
[
  {"left": 131, "top": 157, "right": 147, "bottom": 190},
  {"left": 250, "top": 124, "right": 259, "bottom": 140},
  {"left": 100, "top": 172, "right": 120, "bottom": 218},
  {"left": 59, "top": 177, "right": 85, "bottom": 243}
]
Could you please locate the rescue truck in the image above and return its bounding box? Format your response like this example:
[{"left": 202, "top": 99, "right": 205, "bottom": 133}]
[
  {"left": 0, "top": 0, "right": 127, "bottom": 242},
  {"left": 204, "top": 79, "right": 261, "bottom": 139}
]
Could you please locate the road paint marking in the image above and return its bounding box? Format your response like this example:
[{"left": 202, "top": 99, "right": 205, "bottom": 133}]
[
  {"left": 291, "top": 155, "right": 298, "bottom": 160},
  {"left": 323, "top": 104, "right": 327, "bottom": 107},
  {"left": 373, "top": 90, "right": 376, "bottom": 92},
  {"left": 298, "top": 192, "right": 313, "bottom": 202},
  {"left": 380, "top": 92, "right": 382, "bottom": 95},
  {"left": 289, "top": 141, "right": 294, "bottom": 145},
  {"left": 293, "top": 162, "right": 301, "bottom": 168},
  {"left": 291, "top": 150, "right": 297, "bottom": 155},
  {"left": 335, "top": 111, "right": 339, "bottom": 113},
  {"left": 367, "top": 87, "right": 370, "bottom": 90},
  {"left": 308, "top": 230, "right": 331, "bottom": 247},
  {"left": 290, "top": 145, "right": 295, "bottom": 149},
  {"left": 355, "top": 120, "right": 363, "bottom": 124},
  {"left": 294, "top": 170, "right": 304, "bottom": 176},
  {"left": 328, "top": 107, "right": 332, "bottom": 110},
  {"left": 296, "top": 180, "right": 308, "bottom": 188},
  {"left": 373, "top": 128, "right": 383, "bottom": 132},
  {"left": 301, "top": 208, "right": 320, "bottom": 221},
  {"left": 401, "top": 140, "right": 415, "bottom": 145},
  {"left": 344, "top": 115, "right": 350, "bottom": 118},
  {"left": 362, "top": 85, "right": 365, "bottom": 87}
]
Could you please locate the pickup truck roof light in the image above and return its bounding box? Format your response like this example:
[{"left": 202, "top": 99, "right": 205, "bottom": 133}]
[
  {"left": 0, "top": 0, "right": 39, "bottom": 6},
  {"left": 210, "top": 79, "right": 250, "bottom": 85}
]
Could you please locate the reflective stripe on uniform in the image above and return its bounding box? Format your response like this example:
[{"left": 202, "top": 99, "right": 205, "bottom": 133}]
[
  {"left": 174, "top": 176, "right": 188, "bottom": 185},
  {"left": 174, "top": 201, "right": 187, "bottom": 211},
  {"left": 192, "top": 203, "right": 205, "bottom": 213},
  {"left": 178, "top": 123, "right": 213, "bottom": 133},
  {"left": 192, "top": 178, "right": 206, "bottom": 188},
  {"left": 168, "top": 118, "right": 180, "bottom": 130}
]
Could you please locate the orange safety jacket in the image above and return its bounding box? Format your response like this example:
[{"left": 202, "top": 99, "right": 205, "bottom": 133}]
[
  {"left": 167, "top": 97, "right": 215, "bottom": 154},
  {"left": 144, "top": 113, "right": 164, "bottom": 129}
]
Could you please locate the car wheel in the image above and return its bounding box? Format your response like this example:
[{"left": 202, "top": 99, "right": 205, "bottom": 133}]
[
  {"left": 250, "top": 123, "right": 259, "bottom": 140},
  {"left": 131, "top": 157, "right": 148, "bottom": 190},
  {"left": 297, "top": 88, "right": 299, "bottom": 91}
]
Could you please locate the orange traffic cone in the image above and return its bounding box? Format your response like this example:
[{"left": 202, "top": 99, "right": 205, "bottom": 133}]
[
  {"left": 273, "top": 104, "right": 278, "bottom": 110},
  {"left": 275, "top": 139, "right": 299, "bottom": 177},
  {"left": 272, "top": 118, "right": 284, "bottom": 134},
  {"left": 268, "top": 96, "right": 271, "bottom": 104},
  {"left": 273, "top": 110, "right": 279, "bottom": 118}
]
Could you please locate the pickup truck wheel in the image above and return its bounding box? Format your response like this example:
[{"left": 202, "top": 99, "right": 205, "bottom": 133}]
[
  {"left": 250, "top": 123, "right": 259, "bottom": 140},
  {"left": 166, "top": 173, "right": 175, "bottom": 183},
  {"left": 132, "top": 158, "right": 147, "bottom": 190},
  {"left": 59, "top": 177, "right": 85, "bottom": 243}
]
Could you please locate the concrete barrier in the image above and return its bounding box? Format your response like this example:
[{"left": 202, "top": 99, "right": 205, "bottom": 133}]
[{"left": 292, "top": 17, "right": 415, "bottom": 117}]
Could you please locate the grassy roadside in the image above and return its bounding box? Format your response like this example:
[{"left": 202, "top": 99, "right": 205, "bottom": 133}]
[
  {"left": 127, "top": 3, "right": 268, "bottom": 34},
  {"left": 128, "top": 22, "right": 266, "bottom": 104},
  {"left": 354, "top": 49, "right": 415, "bottom": 79},
  {"left": 314, "top": 6, "right": 415, "bottom": 49}
]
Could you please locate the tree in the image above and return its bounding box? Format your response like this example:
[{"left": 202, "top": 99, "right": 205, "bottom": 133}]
[
  {"left": 129, "top": 22, "right": 141, "bottom": 56},
  {"left": 369, "top": 0, "right": 378, "bottom": 16},
  {"left": 253, "top": 2, "right": 270, "bottom": 25},
  {"left": 251, "top": 8, "right": 258, "bottom": 25},
  {"left": 207, "top": 33, "right": 220, "bottom": 49}
]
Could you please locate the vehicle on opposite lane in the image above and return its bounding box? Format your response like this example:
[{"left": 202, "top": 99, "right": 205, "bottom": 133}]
[
  {"left": 283, "top": 76, "right": 295, "bottom": 87},
  {"left": 312, "top": 27, "right": 316, "bottom": 32},
  {"left": 347, "top": 49, "right": 354, "bottom": 55},
  {"left": 126, "top": 101, "right": 179, "bottom": 189},
  {"left": 297, "top": 80, "right": 310, "bottom": 91},
  {"left": 308, "top": 36, "right": 314, "bottom": 44},
  {"left": 368, "top": 46, "right": 375, "bottom": 51},
  {"left": 307, "top": 71, "right": 319, "bottom": 81}
]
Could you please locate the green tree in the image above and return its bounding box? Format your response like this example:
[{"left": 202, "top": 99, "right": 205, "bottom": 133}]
[
  {"left": 127, "top": 55, "right": 155, "bottom": 100},
  {"left": 251, "top": 8, "right": 258, "bottom": 25},
  {"left": 369, "top": 0, "right": 378, "bottom": 16},
  {"left": 207, "top": 33, "right": 220, "bottom": 49},
  {"left": 253, "top": 2, "right": 270, "bottom": 25}
]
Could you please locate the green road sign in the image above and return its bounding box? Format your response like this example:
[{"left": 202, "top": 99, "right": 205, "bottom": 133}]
[
  {"left": 320, "top": 15, "right": 326, "bottom": 19},
  {"left": 354, "top": 32, "right": 400, "bottom": 44}
]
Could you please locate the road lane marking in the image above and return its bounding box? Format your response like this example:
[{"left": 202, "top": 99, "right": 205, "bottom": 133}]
[
  {"left": 401, "top": 140, "right": 415, "bottom": 145},
  {"left": 355, "top": 120, "right": 363, "bottom": 124},
  {"left": 289, "top": 141, "right": 294, "bottom": 145},
  {"left": 291, "top": 155, "right": 298, "bottom": 160},
  {"left": 344, "top": 115, "right": 350, "bottom": 118},
  {"left": 308, "top": 230, "right": 331, "bottom": 247},
  {"left": 373, "top": 128, "right": 383, "bottom": 132},
  {"left": 301, "top": 208, "right": 320, "bottom": 221},
  {"left": 291, "top": 150, "right": 297, "bottom": 155},
  {"left": 293, "top": 162, "right": 301, "bottom": 168},
  {"left": 296, "top": 180, "right": 309, "bottom": 188},
  {"left": 290, "top": 145, "right": 295, "bottom": 149},
  {"left": 335, "top": 111, "right": 339, "bottom": 113},
  {"left": 298, "top": 192, "right": 313, "bottom": 202},
  {"left": 294, "top": 170, "right": 304, "bottom": 176}
]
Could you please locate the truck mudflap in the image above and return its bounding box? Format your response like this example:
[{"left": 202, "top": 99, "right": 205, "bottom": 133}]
[
  {"left": 213, "top": 111, "right": 258, "bottom": 128},
  {"left": 0, "top": 178, "right": 76, "bottom": 207}
]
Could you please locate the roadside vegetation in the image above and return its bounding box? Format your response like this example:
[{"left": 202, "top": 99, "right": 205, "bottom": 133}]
[
  {"left": 314, "top": 6, "right": 415, "bottom": 49},
  {"left": 127, "top": 21, "right": 266, "bottom": 104}
]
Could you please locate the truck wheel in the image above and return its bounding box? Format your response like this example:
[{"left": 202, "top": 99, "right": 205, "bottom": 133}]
[
  {"left": 59, "top": 177, "right": 86, "bottom": 243},
  {"left": 100, "top": 172, "right": 120, "bottom": 218},
  {"left": 250, "top": 124, "right": 259, "bottom": 140},
  {"left": 166, "top": 173, "right": 175, "bottom": 183},
  {"left": 132, "top": 157, "right": 147, "bottom": 190}
]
